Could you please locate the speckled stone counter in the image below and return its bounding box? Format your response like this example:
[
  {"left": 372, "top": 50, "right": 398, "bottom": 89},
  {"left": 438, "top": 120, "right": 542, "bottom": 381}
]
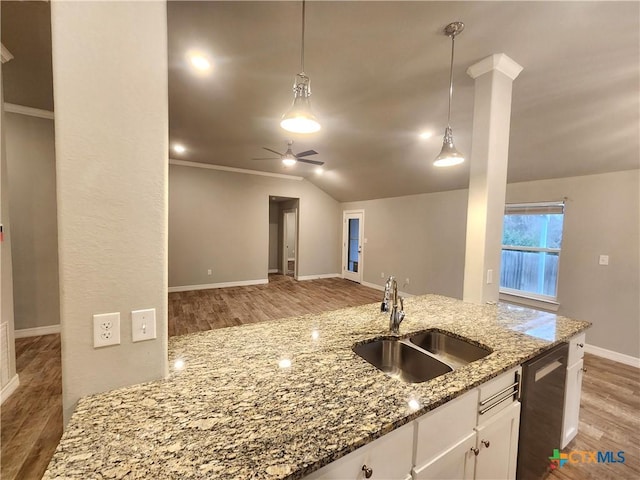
[{"left": 44, "top": 295, "right": 590, "bottom": 480}]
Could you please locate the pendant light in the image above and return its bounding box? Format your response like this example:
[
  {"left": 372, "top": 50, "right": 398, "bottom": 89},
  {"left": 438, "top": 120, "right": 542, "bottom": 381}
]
[
  {"left": 280, "top": 0, "right": 321, "bottom": 134},
  {"left": 434, "top": 22, "right": 465, "bottom": 167}
]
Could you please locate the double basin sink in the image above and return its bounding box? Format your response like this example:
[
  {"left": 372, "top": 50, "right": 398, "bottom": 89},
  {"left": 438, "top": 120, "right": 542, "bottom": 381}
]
[{"left": 353, "top": 330, "right": 492, "bottom": 383}]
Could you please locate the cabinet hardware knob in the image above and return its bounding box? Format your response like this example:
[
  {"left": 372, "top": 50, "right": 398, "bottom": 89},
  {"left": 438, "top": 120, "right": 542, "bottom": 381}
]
[
  {"left": 581, "top": 367, "right": 587, "bottom": 373},
  {"left": 577, "top": 343, "right": 584, "bottom": 348},
  {"left": 362, "top": 465, "right": 373, "bottom": 478},
  {"left": 470, "top": 447, "right": 480, "bottom": 456},
  {"left": 481, "top": 440, "right": 491, "bottom": 448}
]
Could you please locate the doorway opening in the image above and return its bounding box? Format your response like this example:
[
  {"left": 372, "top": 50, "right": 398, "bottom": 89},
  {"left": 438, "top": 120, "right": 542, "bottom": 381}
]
[
  {"left": 268, "top": 196, "right": 299, "bottom": 281},
  {"left": 342, "top": 210, "right": 364, "bottom": 283}
]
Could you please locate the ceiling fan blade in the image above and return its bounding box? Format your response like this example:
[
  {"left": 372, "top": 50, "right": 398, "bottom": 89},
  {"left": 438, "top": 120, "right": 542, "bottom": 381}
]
[
  {"left": 297, "top": 158, "right": 324, "bottom": 166},
  {"left": 252, "top": 157, "right": 280, "bottom": 160},
  {"left": 263, "top": 147, "right": 284, "bottom": 156},
  {"left": 295, "top": 149, "right": 318, "bottom": 158}
]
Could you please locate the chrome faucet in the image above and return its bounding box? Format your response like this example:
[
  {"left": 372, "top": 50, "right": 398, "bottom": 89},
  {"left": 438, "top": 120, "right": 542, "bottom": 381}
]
[{"left": 381, "top": 276, "right": 405, "bottom": 334}]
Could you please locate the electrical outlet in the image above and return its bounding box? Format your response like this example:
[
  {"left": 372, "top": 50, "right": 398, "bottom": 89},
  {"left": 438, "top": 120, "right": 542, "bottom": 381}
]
[
  {"left": 93, "top": 312, "right": 120, "bottom": 348},
  {"left": 207, "top": 269, "right": 212, "bottom": 275},
  {"left": 405, "top": 278, "right": 410, "bottom": 286},
  {"left": 132, "top": 308, "right": 157, "bottom": 342},
  {"left": 381, "top": 272, "right": 385, "bottom": 278}
]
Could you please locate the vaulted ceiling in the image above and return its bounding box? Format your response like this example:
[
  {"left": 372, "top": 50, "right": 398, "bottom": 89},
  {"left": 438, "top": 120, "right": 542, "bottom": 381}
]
[{"left": 3, "top": 1, "right": 639, "bottom": 202}]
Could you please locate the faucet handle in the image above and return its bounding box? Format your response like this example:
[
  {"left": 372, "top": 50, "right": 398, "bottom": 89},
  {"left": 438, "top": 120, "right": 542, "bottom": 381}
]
[{"left": 380, "top": 301, "right": 389, "bottom": 312}]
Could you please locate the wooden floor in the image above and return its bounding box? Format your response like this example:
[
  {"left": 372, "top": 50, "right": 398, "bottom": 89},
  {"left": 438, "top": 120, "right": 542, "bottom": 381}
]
[
  {"left": 1, "top": 334, "right": 62, "bottom": 480},
  {"left": 547, "top": 354, "right": 640, "bottom": 480},
  {"left": 168, "top": 274, "right": 382, "bottom": 336},
  {"left": 2, "top": 276, "right": 638, "bottom": 479}
]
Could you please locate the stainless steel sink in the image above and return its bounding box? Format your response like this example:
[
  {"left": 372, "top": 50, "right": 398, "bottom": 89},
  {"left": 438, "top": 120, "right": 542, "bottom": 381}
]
[
  {"left": 353, "top": 339, "right": 452, "bottom": 383},
  {"left": 408, "top": 331, "right": 492, "bottom": 369}
]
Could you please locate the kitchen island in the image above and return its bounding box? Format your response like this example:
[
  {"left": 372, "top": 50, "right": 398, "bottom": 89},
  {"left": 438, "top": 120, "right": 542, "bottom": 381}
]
[{"left": 43, "top": 295, "right": 590, "bottom": 479}]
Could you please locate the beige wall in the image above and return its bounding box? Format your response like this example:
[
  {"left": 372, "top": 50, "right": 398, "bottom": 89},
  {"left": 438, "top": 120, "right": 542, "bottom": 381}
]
[
  {"left": 51, "top": 1, "right": 168, "bottom": 422},
  {"left": 342, "top": 189, "right": 469, "bottom": 298},
  {"left": 506, "top": 170, "right": 639, "bottom": 358},
  {"left": 1, "top": 71, "right": 18, "bottom": 392},
  {"left": 5, "top": 113, "right": 59, "bottom": 331},
  {"left": 342, "top": 169, "right": 640, "bottom": 358},
  {"left": 169, "top": 165, "right": 340, "bottom": 287}
]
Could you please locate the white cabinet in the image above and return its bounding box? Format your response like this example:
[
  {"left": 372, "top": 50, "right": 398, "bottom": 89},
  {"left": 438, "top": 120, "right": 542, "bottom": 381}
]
[
  {"left": 304, "top": 420, "right": 414, "bottom": 480},
  {"left": 562, "top": 332, "right": 585, "bottom": 448},
  {"left": 474, "top": 402, "right": 521, "bottom": 480},
  {"left": 413, "top": 432, "right": 475, "bottom": 480}
]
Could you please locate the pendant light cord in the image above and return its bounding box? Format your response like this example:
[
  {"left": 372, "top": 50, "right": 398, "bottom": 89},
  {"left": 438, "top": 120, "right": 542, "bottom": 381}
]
[
  {"left": 447, "top": 33, "right": 455, "bottom": 128},
  {"left": 300, "top": 0, "right": 306, "bottom": 73}
]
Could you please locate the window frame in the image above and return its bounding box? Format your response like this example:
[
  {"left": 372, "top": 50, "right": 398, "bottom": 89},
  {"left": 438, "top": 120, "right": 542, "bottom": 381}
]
[{"left": 499, "top": 201, "right": 565, "bottom": 308}]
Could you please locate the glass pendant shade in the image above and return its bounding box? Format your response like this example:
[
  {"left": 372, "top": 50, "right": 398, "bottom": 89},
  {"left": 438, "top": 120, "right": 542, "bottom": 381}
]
[
  {"left": 280, "top": 74, "right": 321, "bottom": 134},
  {"left": 434, "top": 126, "right": 465, "bottom": 167}
]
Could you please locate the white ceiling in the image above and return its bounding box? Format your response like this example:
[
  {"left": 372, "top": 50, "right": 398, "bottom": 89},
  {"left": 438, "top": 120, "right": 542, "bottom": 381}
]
[{"left": 3, "top": 1, "right": 639, "bottom": 202}]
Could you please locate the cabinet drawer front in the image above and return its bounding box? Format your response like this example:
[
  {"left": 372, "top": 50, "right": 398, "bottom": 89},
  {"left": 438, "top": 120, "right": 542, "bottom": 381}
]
[
  {"left": 477, "top": 366, "right": 521, "bottom": 423},
  {"left": 415, "top": 389, "right": 478, "bottom": 466},
  {"left": 568, "top": 332, "right": 586, "bottom": 366},
  {"left": 304, "top": 422, "right": 414, "bottom": 480}
]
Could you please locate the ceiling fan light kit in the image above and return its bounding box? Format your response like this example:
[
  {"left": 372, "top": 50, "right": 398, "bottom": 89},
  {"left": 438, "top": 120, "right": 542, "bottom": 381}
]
[
  {"left": 280, "top": 0, "right": 321, "bottom": 134},
  {"left": 253, "top": 140, "right": 324, "bottom": 168},
  {"left": 434, "top": 21, "right": 465, "bottom": 168}
]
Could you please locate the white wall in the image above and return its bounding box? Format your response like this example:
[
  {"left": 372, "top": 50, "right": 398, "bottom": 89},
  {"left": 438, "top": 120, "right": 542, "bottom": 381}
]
[
  {"left": 51, "top": 1, "right": 168, "bottom": 422},
  {"left": 5, "top": 113, "right": 60, "bottom": 331},
  {"left": 169, "top": 164, "right": 340, "bottom": 288},
  {"left": 341, "top": 169, "right": 640, "bottom": 358}
]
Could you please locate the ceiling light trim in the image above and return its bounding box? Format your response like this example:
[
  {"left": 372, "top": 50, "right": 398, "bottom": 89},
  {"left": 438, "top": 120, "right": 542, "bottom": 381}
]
[
  {"left": 4, "top": 103, "right": 54, "bottom": 119},
  {"left": 170, "top": 159, "right": 304, "bottom": 181},
  {"left": 467, "top": 53, "right": 524, "bottom": 81}
]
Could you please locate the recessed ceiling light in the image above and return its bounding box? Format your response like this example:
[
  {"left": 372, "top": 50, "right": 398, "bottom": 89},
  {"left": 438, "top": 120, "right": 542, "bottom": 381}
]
[
  {"left": 188, "top": 52, "right": 212, "bottom": 72},
  {"left": 173, "top": 144, "right": 186, "bottom": 154},
  {"left": 419, "top": 131, "right": 433, "bottom": 140}
]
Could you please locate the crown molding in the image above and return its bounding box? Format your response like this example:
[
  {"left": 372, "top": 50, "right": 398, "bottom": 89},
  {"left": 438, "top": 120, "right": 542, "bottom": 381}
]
[
  {"left": 169, "top": 159, "right": 304, "bottom": 181},
  {"left": 1, "top": 44, "right": 14, "bottom": 64},
  {"left": 4, "top": 103, "right": 55, "bottom": 120},
  {"left": 467, "top": 53, "right": 523, "bottom": 81}
]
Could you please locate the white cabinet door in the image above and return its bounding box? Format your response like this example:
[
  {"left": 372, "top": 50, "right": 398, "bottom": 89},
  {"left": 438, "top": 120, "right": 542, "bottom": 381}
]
[
  {"left": 304, "top": 421, "right": 414, "bottom": 480},
  {"left": 413, "top": 432, "right": 476, "bottom": 480},
  {"left": 562, "top": 358, "right": 584, "bottom": 448},
  {"left": 474, "top": 402, "right": 521, "bottom": 480}
]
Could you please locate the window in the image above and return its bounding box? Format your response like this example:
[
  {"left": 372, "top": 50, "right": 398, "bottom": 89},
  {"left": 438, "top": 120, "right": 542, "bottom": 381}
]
[{"left": 500, "top": 202, "right": 565, "bottom": 303}]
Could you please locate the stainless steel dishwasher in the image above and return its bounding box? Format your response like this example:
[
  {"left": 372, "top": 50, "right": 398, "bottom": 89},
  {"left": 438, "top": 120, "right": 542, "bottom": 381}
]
[{"left": 516, "top": 342, "right": 569, "bottom": 479}]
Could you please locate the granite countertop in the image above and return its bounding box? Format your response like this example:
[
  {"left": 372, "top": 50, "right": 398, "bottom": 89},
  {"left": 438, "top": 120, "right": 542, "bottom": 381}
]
[{"left": 44, "top": 295, "right": 590, "bottom": 480}]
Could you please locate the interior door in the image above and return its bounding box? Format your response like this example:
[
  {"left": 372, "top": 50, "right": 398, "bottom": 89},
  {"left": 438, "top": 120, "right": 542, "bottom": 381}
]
[
  {"left": 343, "top": 211, "right": 363, "bottom": 283},
  {"left": 283, "top": 209, "right": 297, "bottom": 277}
]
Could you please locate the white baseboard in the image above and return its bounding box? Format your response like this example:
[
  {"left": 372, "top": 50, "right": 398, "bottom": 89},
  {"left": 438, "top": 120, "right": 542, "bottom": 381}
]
[
  {"left": 585, "top": 344, "right": 640, "bottom": 368},
  {"left": 297, "top": 273, "right": 341, "bottom": 281},
  {"left": 168, "top": 278, "right": 268, "bottom": 293},
  {"left": 14, "top": 324, "right": 61, "bottom": 338},
  {"left": 268, "top": 269, "right": 279, "bottom": 274},
  {"left": 1, "top": 374, "right": 19, "bottom": 405}
]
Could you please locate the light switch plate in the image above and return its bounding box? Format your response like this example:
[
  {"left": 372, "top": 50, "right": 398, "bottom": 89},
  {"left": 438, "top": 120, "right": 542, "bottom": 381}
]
[
  {"left": 131, "top": 308, "right": 156, "bottom": 342},
  {"left": 599, "top": 255, "right": 609, "bottom": 266},
  {"left": 93, "top": 312, "right": 120, "bottom": 348}
]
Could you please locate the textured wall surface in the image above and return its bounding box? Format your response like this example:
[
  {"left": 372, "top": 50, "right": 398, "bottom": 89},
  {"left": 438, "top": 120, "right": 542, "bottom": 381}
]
[
  {"left": 51, "top": 1, "right": 168, "bottom": 422},
  {"left": 5, "top": 113, "right": 60, "bottom": 330},
  {"left": 169, "top": 165, "right": 340, "bottom": 287}
]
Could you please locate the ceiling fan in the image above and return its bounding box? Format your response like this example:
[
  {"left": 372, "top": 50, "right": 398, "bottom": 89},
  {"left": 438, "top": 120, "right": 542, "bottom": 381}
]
[{"left": 253, "top": 140, "right": 324, "bottom": 167}]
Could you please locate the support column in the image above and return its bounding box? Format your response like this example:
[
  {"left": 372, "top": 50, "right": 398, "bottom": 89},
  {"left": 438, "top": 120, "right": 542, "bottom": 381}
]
[
  {"left": 51, "top": 1, "right": 168, "bottom": 422},
  {"left": 463, "top": 54, "right": 523, "bottom": 304}
]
